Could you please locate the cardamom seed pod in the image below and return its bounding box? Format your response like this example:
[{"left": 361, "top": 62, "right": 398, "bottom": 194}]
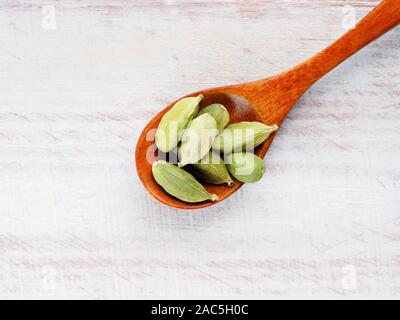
[
  {"left": 212, "top": 122, "right": 278, "bottom": 154},
  {"left": 178, "top": 113, "right": 219, "bottom": 167},
  {"left": 155, "top": 95, "right": 203, "bottom": 153},
  {"left": 198, "top": 103, "right": 230, "bottom": 132},
  {"left": 225, "top": 152, "right": 266, "bottom": 183},
  {"left": 189, "top": 152, "right": 234, "bottom": 186},
  {"left": 152, "top": 160, "right": 218, "bottom": 203}
]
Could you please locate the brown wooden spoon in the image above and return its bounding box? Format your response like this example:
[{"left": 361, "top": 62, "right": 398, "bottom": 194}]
[{"left": 135, "top": 0, "right": 400, "bottom": 210}]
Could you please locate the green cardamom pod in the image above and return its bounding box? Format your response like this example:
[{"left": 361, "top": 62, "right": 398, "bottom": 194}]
[
  {"left": 225, "top": 152, "right": 266, "bottom": 183},
  {"left": 212, "top": 122, "right": 278, "bottom": 154},
  {"left": 178, "top": 113, "right": 219, "bottom": 167},
  {"left": 152, "top": 160, "right": 218, "bottom": 203},
  {"left": 198, "top": 103, "right": 230, "bottom": 132},
  {"left": 189, "top": 152, "right": 234, "bottom": 186},
  {"left": 155, "top": 95, "right": 203, "bottom": 153}
]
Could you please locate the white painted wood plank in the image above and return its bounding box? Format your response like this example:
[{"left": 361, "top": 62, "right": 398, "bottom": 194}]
[{"left": 0, "top": 0, "right": 399, "bottom": 299}]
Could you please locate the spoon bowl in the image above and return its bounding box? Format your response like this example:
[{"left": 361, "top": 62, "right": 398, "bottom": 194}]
[
  {"left": 135, "top": 89, "right": 276, "bottom": 209},
  {"left": 135, "top": 0, "right": 400, "bottom": 209}
]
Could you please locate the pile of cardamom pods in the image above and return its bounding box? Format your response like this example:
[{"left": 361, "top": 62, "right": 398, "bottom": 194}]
[{"left": 152, "top": 95, "right": 278, "bottom": 203}]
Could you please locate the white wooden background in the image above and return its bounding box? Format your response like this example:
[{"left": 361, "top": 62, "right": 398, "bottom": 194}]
[{"left": 0, "top": 0, "right": 399, "bottom": 300}]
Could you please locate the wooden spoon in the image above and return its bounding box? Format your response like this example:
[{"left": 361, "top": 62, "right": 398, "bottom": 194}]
[{"left": 135, "top": 0, "right": 400, "bottom": 210}]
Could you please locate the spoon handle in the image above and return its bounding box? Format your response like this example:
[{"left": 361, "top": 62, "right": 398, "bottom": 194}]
[{"left": 294, "top": 0, "right": 400, "bottom": 88}]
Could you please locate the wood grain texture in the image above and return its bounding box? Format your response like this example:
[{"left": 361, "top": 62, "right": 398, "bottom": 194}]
[{"left": 0, "top": 0, "right": 399, "bottom": 299}]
